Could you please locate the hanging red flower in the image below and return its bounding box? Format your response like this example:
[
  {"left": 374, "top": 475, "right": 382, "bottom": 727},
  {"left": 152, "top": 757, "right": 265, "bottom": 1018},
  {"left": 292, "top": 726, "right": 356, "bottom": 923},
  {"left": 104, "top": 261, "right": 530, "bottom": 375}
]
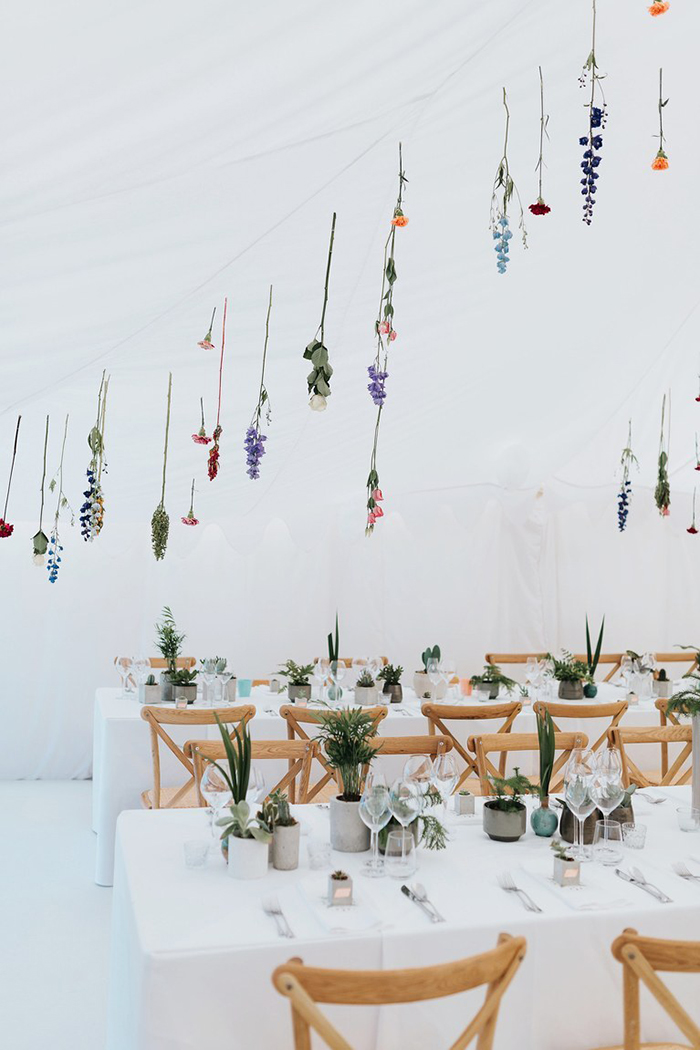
[
  {"left": 529, "top": 198, "right": 551, "bottom": 216},
  {"left": 0, "top": 416, "right": 21, "bottom": 539},
  {"left": 0, "top": 518, "right": 14, "bottom": 538},
  {"left": 391, "top": 209, "right": 408, "bottom": 227}
]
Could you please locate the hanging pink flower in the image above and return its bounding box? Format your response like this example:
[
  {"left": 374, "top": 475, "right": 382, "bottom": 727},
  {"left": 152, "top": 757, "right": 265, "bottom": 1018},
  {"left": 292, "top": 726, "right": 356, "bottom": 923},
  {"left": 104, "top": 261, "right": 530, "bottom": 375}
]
[
  {"left": 181, "top": 516, "right": 199, "bottom": 527},
  {"left": 197, "top": 307, "right": 217, "bottom": 350},
  {"left": 377, "top": 320, "right": 391, "bottom": 336},
  {"left": 373, "top": 505, "right": 384, "bottom": 518},
  {"left": 192, "top": 432, "right": 212, "bottom": 446},
  {"left": 388, "top": 329, "right": 397, "bottom": 342},
  {"left": 181, "top": 480, "right": 199, "bottom": 527},
  {"left": 372, "top": 488, "right": 383, "bottom": 501}
]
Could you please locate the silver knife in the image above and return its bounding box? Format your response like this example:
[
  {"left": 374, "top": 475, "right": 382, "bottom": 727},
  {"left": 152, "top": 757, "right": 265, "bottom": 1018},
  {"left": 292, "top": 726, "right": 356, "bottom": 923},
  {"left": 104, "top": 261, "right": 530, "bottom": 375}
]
[
  {"left": 615, "top": 868, "right": 672, "bottom": 903},
  {"left": 401, "top": 884, "right": 441, "bottom": 923}
]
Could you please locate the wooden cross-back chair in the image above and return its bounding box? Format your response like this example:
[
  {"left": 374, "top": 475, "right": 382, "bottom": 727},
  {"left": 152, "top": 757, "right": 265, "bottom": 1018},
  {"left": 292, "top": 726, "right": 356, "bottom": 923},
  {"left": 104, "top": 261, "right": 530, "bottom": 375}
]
[
  {"left": 532, "top": 700, "right": 628, "bottom": 791},
  {"left": 608, "top": 724, "right": 693, "bottom": 790},
  {"left": 279, "top": 705, "right": 388, "bottom": 803},
  {"left": 596, "top": 928, "right": 700, "bottom": 1050},
  {"left": 657, "top": 698, "right": 692, "bottom": 779},
  {"left": 273, "top": 934, "right": 526, "bottom": 1050},
  {"left": 139, "top": 704, "right": 255, "bottom": 809},
  {"left": 485, "top": 652, "right": 625, "bottom": 682},
  {"left": 653, "top": 651, "right": 700, "bottom": 676},
  {"left": 422, "top": 702, "right": 522, "bottom": 796},
  {"left": 469, "top": 731, "right": 588, "bottom": 796},
  {"left": 184, "top": 738, "right": 317, "bottom": 804}
]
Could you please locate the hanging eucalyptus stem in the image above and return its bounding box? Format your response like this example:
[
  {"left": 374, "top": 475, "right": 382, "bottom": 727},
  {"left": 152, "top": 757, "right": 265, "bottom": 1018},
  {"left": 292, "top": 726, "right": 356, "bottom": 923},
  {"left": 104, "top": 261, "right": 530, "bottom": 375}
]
[
  {"left": 32, "top": 415, "right": 50, "bottom": 558},
  {"left": 151, "top": 373, "right": 172, "bottom": 560},
  {"left": 0, "top": 415, "right": 21, "bottom": 536},
  {"left": 304, "top": 212, "right": 336, "bottom": 409}
]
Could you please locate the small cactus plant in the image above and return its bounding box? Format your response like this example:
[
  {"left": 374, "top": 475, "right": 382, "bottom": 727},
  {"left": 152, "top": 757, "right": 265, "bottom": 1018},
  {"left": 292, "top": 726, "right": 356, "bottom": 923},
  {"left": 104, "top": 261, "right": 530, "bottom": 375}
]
[{"left": 421, "top": 645, "right": 441, "bottom": 671}]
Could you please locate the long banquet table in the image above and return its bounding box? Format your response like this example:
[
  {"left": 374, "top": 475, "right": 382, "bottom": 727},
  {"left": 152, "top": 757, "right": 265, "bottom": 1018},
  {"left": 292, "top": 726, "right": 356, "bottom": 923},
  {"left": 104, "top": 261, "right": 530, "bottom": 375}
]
[
  {"left": 107, "top": 787, "right": 700, "bottom": 1050},
  {"left": 92, "top": 682, "right": 676, "bottom": 886}
]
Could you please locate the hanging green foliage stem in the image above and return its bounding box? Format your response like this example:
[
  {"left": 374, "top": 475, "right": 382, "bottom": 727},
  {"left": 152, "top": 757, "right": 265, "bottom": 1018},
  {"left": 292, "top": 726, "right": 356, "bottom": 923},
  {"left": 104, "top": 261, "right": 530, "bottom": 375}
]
[
  {"left": 0, "top": 415, "right": 21, "bottom": 538},
  {"left": 32, "top": 415, "right": 50, "bottom": 560},
  {"left": 655, "top": 392, "right": 671, "bottom": 516},
  {"left": 305, "top": 212, "right": 336, "bottom": 411},
  {"left": 151, "top": 373, "right": 172, "bottom": 560}
]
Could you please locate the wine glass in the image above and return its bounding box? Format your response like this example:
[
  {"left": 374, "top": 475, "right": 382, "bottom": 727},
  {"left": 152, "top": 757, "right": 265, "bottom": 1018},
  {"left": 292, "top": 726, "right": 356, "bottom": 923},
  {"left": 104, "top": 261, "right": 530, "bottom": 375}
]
[
  {"left": 200, "top": 762, "right": 232, "bottom": 851},
  {"left": 329, "top": 659, "right": 346, "bottom": 702},
  {"left": 359, "top": 770, "right": 392, "bottom": 877},
  {"left": 217, "top": 669, "right": 234, "bottom": 707},
  {"left": 432, "top": 752, "right": 459, "bottom": 818},
  {"left": 441, "top": 660, "right": 457, "bottom": 700},
  {"left": 563, "top": 749, "right": 596, "bottom": 860},
  {"left": 313, "top": 659, "right": 329, "bottom": 703},
  {"left": 114, "top": 656, "right": 132, "bottom": 697},
  {"left": 403, "top": 755, "right": 434, "bottom": 798},
  {"left": 368, "top": 656, "right": 384, "bottom": 680},
  {"left": 351, "top": 657, "right": 368, "bottom": 689},
  {"left": 525, "top": 658, "right": 541, "bottom": 701},
  {"left": 131, "top": 655, "right": 150, "bottom": 691},
  {"left": 246, "top": 767, "right": 266, "bottom": 805},
  {"left": 590, "top": 749, "right": 625, "bottom": 863},
  {"left": 388, "top": 778, "right": 422, "bottom": 877},
  {"left": 426, "top": 658, "right": 441, "bottom": 700},
  {"left": 200, "top": 659, "right": 218, "bottom": 707}
]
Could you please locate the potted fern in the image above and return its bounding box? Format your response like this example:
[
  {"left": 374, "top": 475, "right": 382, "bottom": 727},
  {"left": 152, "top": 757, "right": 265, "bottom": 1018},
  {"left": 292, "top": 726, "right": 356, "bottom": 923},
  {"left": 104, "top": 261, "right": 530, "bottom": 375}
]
[
  {"left": 278, "top": 660, "right": 314, "bottom": 703},
  {"left": 211, "top": 718, "right": 272, "bottom": 879},
  {"left": 354, "top": 668, "right": 378, "bottom": 706},
  {"left": 377, "top": 663, "right": 403, "bottom": 703},
  {"left": 470, "top": 663, "right": 517, "bottom": 701},
  {"left": 483, "top": 769, "right": 535, "bottom": 842},
  {"left": 154, "top": 606, "right": 185, "bottom": 702},
  {"left": 314, "top": 707, "right": 379, "bottom": 852},
  {"left": 530, "top": 708, "right": 558, "bottom": 837},
  {"left": 550, "top": 652, "right": 588, "bottom": 701},
  {"left": 413, "top": 645, "right": 447, "bottom": 699}
]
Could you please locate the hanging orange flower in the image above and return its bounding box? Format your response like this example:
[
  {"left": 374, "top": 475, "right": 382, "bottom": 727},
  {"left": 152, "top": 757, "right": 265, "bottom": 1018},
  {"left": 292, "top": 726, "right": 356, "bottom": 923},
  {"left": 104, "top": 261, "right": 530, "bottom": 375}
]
[
  {"left": 648, "top": 1, "right": 669, "bottom": 15},
  {"left": 651, "top": 149, "right": 669, "bottom": 170},
  {"left": 391, "top": 209, "right": 409, "bottom": 227}
]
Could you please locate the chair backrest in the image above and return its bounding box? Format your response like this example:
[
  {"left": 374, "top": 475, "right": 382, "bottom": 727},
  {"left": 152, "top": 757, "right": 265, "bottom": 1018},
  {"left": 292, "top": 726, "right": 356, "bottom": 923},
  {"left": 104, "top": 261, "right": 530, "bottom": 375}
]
[
  {"left": 372, "top": 734, "right": 454, "bottom": 758},
  {"left": 252, "top": 678, "right": 270, "bottom": 687},
  {"left": 422, "top": 702, "right": 522, "bottom": 794},
  {"left": 532, "top": 699, "right": 628, "bottom": 790},
  {"left": 654, "top": 651, "right": 700, "bottom": 676},
  {"left": 468, "top": 730, "right": 588, "bottom": 796},
  {"left": 185, "top": 738, "right": 317, "bottom": 804},
  {"left": 313, "top": 657, "right": 389, "bottom": 668},
  {"left": 279, "top": 705, "right": 388, "bottom": 803},
  {"left": 140, "top": 704, "right": 255, "bottom": 809},
  {"left": 485, "top": 652, "right": 624, "bottom": 682},
  {"left": 611, "top": 927, "right": 700, "bottom": 1049},
  {"left": 273, "top": 933, "right": 526, "bottom": 1050},
  {"left": 608, "top": 724, "right": 693, "bottom": 789},
  {"left": 147, "top": 657, "right": 197, "bottom": 669}
]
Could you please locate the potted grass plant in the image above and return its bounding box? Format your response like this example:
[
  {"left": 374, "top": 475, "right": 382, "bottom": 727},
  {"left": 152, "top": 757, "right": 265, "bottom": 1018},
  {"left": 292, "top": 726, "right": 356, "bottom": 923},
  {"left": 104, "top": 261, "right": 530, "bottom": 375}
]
[
  {"left": 483, "top": 769, "right": 535, "bottom": 842},
  {"left": 314, "top": 707, "right": 379, "bottom": 852},
  {"left": 583, "top": 615, "right": 605, "bottom": 698},
  {"left": 354, "top": 668, "right": 379, "bottom": 706},
  {"left": 413, "top": 645, "right": 447, "bottom": 699},
  {"left": 154, "top": 606, "right": 185, "bottom": 702},
  {"left": 470, "top": 663, "right": 517, "bottom": 701},
  {"left": 211, "top": 718, "right": 272, "bottom": 879},
  {"left": 549, "top": 652, "right": 588, "bottom": 701},
  {"left": 278, "top": 660, "right": 314, "bottom": 703},
  {"left": 530, "top": 708, "right": 558, "bottom": 837},
  {"left": 377, "top": 663, "right": 403, "bottom": 703}
]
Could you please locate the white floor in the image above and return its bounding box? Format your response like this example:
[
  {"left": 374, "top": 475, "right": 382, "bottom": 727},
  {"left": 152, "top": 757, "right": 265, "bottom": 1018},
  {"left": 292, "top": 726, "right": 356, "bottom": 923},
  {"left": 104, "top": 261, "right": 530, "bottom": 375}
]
[{"left": 1, "top": 781, "right": 111, "bottom": 1050}]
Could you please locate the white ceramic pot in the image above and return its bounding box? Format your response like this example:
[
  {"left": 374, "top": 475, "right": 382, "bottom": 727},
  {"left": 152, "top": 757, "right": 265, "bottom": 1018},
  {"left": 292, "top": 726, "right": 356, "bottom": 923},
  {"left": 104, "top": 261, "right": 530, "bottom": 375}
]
[
  {"left": 653, "top": 679, "right": 673, "bottom": 699},
  {"left": 138, "top": 684, "right": 161, "bottom": 705},
  {"left": 413, "top": 672, "right": 447, "bottom": 700},
  {"left": 271, "top": 823, "right": 300, "bottom": 871},
  {"left": 227, "top": 835, "right": 270, "bottom": 879},
  {"left": 330, "top": 796, "right": 370, "bottom": 853},
  {"left": 354, "top": 685, "right": 378, "bottom": 705}
]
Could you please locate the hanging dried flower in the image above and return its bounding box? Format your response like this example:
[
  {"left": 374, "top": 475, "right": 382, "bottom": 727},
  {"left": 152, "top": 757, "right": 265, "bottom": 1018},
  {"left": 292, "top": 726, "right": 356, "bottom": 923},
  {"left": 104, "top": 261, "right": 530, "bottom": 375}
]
[
  {"left": 192, "top": 398, "right": 212, "bottom": 445},
  {"left": 490, "top": 89, "right": 527, "bottom": 273},
  {"left": 578, "top": 0, "right": 607, "bottom": 225},
  {"left": 151, "top": 373, "right": 172, "bottom": 560},
  {"left": 245, "top": 286, "right": 273, "bottom": 480},
  {"left": 530, "top": 67, "right": 551, "bottom": 216},
  {"left": 80, "top": 371, "right": 109, "bottom": 542},
  {"left": 47, "top": 416, "right": 72, "bottom": 583},
  {"left": 197, "top": 307, "right": 216, "bottom": 350},
  {"left": 651, "top": 68, "right": 669, "bottom": 170},
  {"left": 32, "top": 415, "right": 50, "bottom": 564},
  {"left": 181, "top": 479, "right": 199, "bottom": 526},
  {"left": 688, "top": 490, "right": 698, "bottom": 534},
  {"left": 208, "top": 299, "right": 227, "bottom": 480},
  {"left": 654, "top": 393, "right": 671, "bottom": 516},
  {"left": 391, "top": 210, "right": 409, "bottom": 227},
  {"left": 0, "top": 415, "right": 21, "bottom": 539},
  {"left": 304, "top": 213, "right": 336, "bottom": 409},
  {"left": 617, "top": 420, "right": 638, "bottom": 532},
  {"left": 648, "top": 1, "right": 669, "bottom": 15}
]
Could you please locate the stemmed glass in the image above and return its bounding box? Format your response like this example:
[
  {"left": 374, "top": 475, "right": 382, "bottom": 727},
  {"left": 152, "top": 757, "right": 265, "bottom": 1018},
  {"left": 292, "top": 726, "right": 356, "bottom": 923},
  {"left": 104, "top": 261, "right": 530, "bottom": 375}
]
[
  {"left": 352, "top": 657, "right": 367, "bottom": 690},
  {"left": 313, "top": 659, "right": 329, "bottom": 704},
  {"left": 441, "top": 660, "right": 457, "bottom": 700},
  {"left": 114, "top": 656, "right": 132, "bottom": 697},
  {"left": 131, "top": 655, "right": 150, "bottom": 693},
  {"left": 246, "top": 768, "right": 266, "bottom": 805},
  {"left": 329, "top": 660, "right": 346, "bottom": 702},
  {"left": 388, "top": 778, "right": 422, "bottom": 874},
  {"left": 359, "top": 770, "right": 392, "bottom": 877},
  {"left": 200, "top": 762, "right": 232, "bottom": 853},
  {"left": 426, "top": 659, "right": 442, "bottom": 700},
  {"left": 590, "top": 749, "right": 625, "bottom": 863},
  {"left": 525, "top": 658, "right": 542, "bottom": 701},
  {"left": 200, "top": 659, "right": 218, "bottom": 707},
  {"left": 403, "top": 755, "right": 434, "bottom": 799},
  {"left": 563, "top": 749, "right": 596, "bottom": 860},
  {"left": 432, "top": 752, "right": 459, "bottom": 819},
  {"left": 217, "top": 669, "right": 234, "bottom": 707}
]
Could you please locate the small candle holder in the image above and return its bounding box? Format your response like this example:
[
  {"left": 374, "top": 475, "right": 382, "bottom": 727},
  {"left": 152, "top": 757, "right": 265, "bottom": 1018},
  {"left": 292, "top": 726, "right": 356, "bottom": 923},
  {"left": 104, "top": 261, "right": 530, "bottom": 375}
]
[
  {"left": 551, "top": 839, "right": 580, "bottom": 886},
  {"left": 455, "top": 790, "right": 475, "bottom": 815},
  {"left": 328, "top": 870, "right": 353, "bottom": 906},
  {"left": 175, "top": 693, "right": 189, "bottom": 710}
]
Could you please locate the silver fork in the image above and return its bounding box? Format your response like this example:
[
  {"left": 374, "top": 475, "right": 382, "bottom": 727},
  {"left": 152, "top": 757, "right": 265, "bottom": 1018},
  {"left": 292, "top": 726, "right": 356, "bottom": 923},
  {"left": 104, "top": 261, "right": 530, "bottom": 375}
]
[
  {"left": 498, "top": 872, "right": 542, "bottom": 913},
  {"left": 672, "top": 861, "right": 700, "bottom": 883},
  {"left": 262, "top": 895, "right": 294, "bottom": 938},
  {"left": 630, "top": 866, "right": 673, "bottom": 904}
]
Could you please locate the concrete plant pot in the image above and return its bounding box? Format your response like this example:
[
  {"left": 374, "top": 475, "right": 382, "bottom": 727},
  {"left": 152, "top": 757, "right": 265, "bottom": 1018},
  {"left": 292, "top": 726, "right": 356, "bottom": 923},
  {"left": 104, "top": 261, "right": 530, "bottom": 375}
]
[
  {"left": 160, "top": 672, "right": 174, "bottom": 703},
  {"left": 330, "top": 796, "right": 370, "bottom": 853},
  {"left": 288, "top": 684, "right": 312, "bottom": 703},
  {"left": 483, "top": 801, "right": 527, "bottom": 842},
  {"left": 226, "top": 835, "right": 269, "bottom": 880},
  {"left": 382, "top": 683, "right": 403, "bottom": 704},
  {"left": 653, "top": 680, "right": 673, "bottom": 699},
  {"left": 558, "top": 680, "right": 584, "bottom": 701},
  {"left": 553, "top": 855, "right": 581, "bottom": 886},
  {"left": 271, "top": 823, "right": 300, "bottom": 871},
  {"left": 138, "top": 684, "right": 161, "bottom": 705},
  {"left": 173, "top": 683, "right": 197, "bottom": 705},
  {"left": 354, "top": 685, "right": 378, "bottom": 705},
  {"left": 413, "top": 672, "right": 447, "bottom": 700}
]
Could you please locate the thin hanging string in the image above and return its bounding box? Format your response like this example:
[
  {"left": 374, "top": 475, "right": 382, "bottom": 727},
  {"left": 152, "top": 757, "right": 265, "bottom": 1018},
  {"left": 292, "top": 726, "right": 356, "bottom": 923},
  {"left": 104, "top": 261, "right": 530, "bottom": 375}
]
[
  {"left": 255, "top": 285, "right": 273, "bottom": 426},
  {"left": 200, "top": 397, "right": 205, "bottom": 430},
  {"left": 3, "top": 415, "right": 21, "bottom": 519},
  {"left": 536, "top": 66, "right": 546, "bottom": 200},
  {"left": 54, "top": 415, "right": 69, "bottom": 523},
  {"left": 318, "top": 213, "right": 336, "bottom": 341},
  {"left": 215, "top": 298, "right": 227, "bottom": 428},
  {"left": 188, "top": 478, "right": 195, "bottom": 517},
  {"left": 38, "top": 415, "right": 49, "bottom": 532},
  {"left": 98, "top": 375, "right": 109, "bottom": 482},
  {"left": 658, "top": 68, "right": 665, "bottom": 152},
  {"left": 160, "top": 373, "right": 172, "bottom": 505}
]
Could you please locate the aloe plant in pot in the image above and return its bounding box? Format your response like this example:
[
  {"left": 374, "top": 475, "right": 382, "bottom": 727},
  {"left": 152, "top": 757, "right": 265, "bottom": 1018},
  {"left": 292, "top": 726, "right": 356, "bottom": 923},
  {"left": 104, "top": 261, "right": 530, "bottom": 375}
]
[
  {"left": 278, "top": 660, "right": 314, "bottom": 703},
  {"left": 211, "top": 718, "right": 272, "bottom": 879},
  {"left": 354, "top": 668, "right": 378, "bottom": 705},
  {"left": 313, "top": 707, "right": 379, "bottom": 852},
  {"left": 530, "top": 708, "right": 559, "bottom": 837}
]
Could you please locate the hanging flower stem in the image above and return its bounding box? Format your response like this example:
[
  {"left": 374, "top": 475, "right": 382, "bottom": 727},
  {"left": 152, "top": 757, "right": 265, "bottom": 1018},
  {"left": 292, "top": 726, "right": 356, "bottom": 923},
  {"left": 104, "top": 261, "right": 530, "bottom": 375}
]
[
  {"left": 617, "top": 419, "right": 638, "bottom": 532},
  {"left": 80, "top": 371, "right": 109, "bottom": 542},
  {"left": 198, "top": 306, "right": 217, "bottom": 350},
  {"left": 0, "top": 415, "right": 21, "bottom": 537},
  {"left": 530, "top": 67, "right": 551, "bottom": 215},
  {"left": 47, "top": 416, "right": 70, "bottom": 582},
  {"left": 689, "top": 489, "right": 698, "bottom": 535},
  {"left": 655, "top": 392, "right": 671, "bottom": 516},
  {"left": 151, "top": 373, "right": 172, "bottom": 560},
  {"left": 245, "top": 286, "right": 273, "bottom": 480},
  {"left": 579, "top": 0, "right": 607, "bottom": 224},
  {"left": 652, "top": 68, "right": 669, "bottom": 169},
  {"left": 192, "top": 396, "right": 212, "bottom": 445},
  {"left": 305, "top": 212, "right": 336, "bottom": 410},
  {"left": 490, "top": 89, "right": 527, "bottom": 271},
  {"left": 32, "top": 416, "right": 50, "bottom": 558},
  {"left": 208, "top": 299, "right": 227, "bottom": 480},
  {"left": 182, "top": 479, "right": 199, "bottom": 526}
]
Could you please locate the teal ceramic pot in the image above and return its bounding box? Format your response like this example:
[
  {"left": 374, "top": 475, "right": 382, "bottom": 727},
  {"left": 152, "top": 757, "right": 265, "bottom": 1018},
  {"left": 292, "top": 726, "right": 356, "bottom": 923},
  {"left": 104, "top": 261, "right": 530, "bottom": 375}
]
[
  {"left": 530, "top": 803, "right": 558, "bottom": 837},
  {"left": 583, "top": 682, "right": 598, "bottom": 699}
]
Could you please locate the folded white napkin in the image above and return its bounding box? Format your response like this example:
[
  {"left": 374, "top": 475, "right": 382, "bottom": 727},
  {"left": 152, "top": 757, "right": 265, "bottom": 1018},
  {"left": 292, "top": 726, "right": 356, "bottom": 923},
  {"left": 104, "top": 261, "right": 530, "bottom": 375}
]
[
  {"left": 521, "top": 862, "right": 633, "bottom": 912},
  {"left": 297, "top": 876, "right": 384, "bottom": 933}
]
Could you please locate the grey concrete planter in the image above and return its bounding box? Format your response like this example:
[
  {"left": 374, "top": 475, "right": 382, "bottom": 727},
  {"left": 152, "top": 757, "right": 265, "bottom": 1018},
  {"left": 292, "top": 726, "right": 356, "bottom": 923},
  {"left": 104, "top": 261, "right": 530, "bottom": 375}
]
[
  {"left": 288, "top": 684, "right": 311, "bottom": 703},
  {"left": 653, "top": 680, "right": 673, "bottom": 699},
  {"left": 558, "top": 680, "right": 584, "bottom": 701},
  {"left": 174, "top": 683, "right": 197, "bottom": 705},
  {"left": 138, "top": 684, "right": 161, "bottom": 705},
  {"left": 483, "top": 801, "right": 527, "bottom": 842},
  {"left": 160, "top": 672, "right": 174, "bottom": 703},
  {"left": 355, "top": 685, "right": 378, "bottom": 705},
  {"left": 271, "top": 823, "right": 300, "bottom": 870},
  {"left": 330, "top": 796, "right": 370, "bottom": 852}
]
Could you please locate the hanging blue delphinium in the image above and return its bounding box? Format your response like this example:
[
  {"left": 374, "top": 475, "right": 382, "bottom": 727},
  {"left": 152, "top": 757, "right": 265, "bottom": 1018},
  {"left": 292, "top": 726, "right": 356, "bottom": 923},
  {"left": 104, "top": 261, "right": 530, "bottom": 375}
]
[
  {"left": 617, "top": 420, "right": 638, "bottom": 532},
  {"left": 46, "top": 415, "right": 74, "bottom": 582},
  {"left": 578, "top": 0, "right": 607, "bottom": 225},
  {"left": 79, "top": 371, "right": 109, "bottom": 542},
  {"left": 489, "top": 88, "right": 527, "bottom": 274}
]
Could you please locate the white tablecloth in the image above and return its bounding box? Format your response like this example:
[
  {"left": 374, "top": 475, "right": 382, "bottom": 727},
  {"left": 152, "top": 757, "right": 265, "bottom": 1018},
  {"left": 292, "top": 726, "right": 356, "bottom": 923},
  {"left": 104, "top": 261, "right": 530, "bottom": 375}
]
[
  {"left": 92, "top": 683, "right": 677, "bottom": 886},
  {"left": 108, "top": 788, "right": 700, "bottom": 1050}
]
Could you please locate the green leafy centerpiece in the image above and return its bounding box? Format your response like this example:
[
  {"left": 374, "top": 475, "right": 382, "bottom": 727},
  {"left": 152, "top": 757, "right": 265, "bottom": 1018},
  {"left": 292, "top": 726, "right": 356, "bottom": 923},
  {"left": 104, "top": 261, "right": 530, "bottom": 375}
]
[
  {"left": 354, "top": 668, "right": 378, "bottom": 706},
  {"left": 313, "top": 706, "right": 379, "bottom": 852},
  {"left": 212, "top": 719, "right": 272, "bottom": 880},
  {"left": 549, "top": 652, "right": 589, "bottom": 701},
  {"left": 154, "top": 606, "right": 185, "bottom": 702},
  {"left": 483, "top": 769, "right": 535, "bottom": 842},
  {"left": 278, "top": 660, "right": 314, "bottom": 704},
  {"left": 377, "top": 663, "right": 403, "bottom": 704},
  {"left": 470, "top": 663, "right": 517, "bottom": 701},
  {"left": 530, "top": 709, "right": 559, "bottom": 837}
]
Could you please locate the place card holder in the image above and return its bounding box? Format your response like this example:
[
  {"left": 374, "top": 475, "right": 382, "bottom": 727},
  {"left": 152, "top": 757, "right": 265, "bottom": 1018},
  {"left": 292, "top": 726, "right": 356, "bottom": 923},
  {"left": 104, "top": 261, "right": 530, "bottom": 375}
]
[
  {"left": 328, "top": 871, "right": 353, "bottom": 906},
  {"left": 553, "top": 856, "right": 581, "bottom": 887},
  {"left": 455, "top": 791, "right": 475, "bottom": 816}
]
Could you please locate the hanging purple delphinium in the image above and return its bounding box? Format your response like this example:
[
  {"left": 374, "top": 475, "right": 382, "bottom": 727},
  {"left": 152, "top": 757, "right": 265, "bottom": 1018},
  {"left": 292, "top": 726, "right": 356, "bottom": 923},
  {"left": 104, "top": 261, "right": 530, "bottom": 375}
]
[
  {"left": 617, "top": 420, "right": 638, "bottom": 532},
  {"left": 579, "top": 0, "right": 607, "bottom": 225},
  {"left": 367, "top": 364, "right": 388, "bottom": 407},
  {"left": 244, "top": 286, "right": 273, "bottom": 481}
]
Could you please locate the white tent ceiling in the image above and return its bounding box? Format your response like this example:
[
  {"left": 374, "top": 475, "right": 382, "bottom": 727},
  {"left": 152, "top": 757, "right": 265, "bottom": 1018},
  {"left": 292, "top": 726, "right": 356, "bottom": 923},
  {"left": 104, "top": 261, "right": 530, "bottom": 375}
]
[{"left": 2, "top": 0, "right": 699, "bottom": 777}]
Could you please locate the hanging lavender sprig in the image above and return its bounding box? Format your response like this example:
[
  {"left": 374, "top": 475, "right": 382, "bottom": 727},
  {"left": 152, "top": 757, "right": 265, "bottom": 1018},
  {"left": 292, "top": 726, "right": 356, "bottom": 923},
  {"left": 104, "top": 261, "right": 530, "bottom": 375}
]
[
  {"left": 80, "top": 371, "right": 109, "bottom": 542},
  {"left": 245, "top": 286, "right": 273, "bottom": 480},
  {"left": 617, "top": 420, "right": 638, "bottom": 532},
  {"left": 32, "top": 415, "right": 50, "bottom": 563},
  {"left": 489, "top": 88, "right": 527, "bottom": 273},
  {"left": 365, "top": 144, "right": 408, "bottom": 535},
  {"left": 654, "top": 392, "right": 671, "bottom": 516},
  {"left": 151, "top": 373, "right": 172, "bottom": 560},
  {"left": 578, "top": 0, "right": 607, "bottom": 225},
  {"left": 0, "top": 415, "right": 21, "bottom": 538},
  {"left": 47, "top": 416, "right": 72, "bottom": 583},
  {"left": 304, "top": 213, "right": 336, "bottom": 411}
]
